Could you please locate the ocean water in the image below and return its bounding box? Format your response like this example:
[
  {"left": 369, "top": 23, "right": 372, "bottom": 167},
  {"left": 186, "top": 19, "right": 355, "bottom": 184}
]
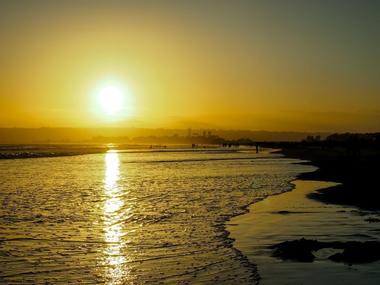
[{"left": 0, "top": 148, "right": 314, "bottom": 284}]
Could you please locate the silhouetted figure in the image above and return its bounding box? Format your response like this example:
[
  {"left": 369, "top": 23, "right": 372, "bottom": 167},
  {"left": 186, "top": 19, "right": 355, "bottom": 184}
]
[{"left": 256, "top": 143, "right": 259, "bottom": 153}]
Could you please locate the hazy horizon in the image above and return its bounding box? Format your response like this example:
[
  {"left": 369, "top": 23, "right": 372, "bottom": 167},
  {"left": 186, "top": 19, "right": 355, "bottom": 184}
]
[
  {"left": 1, "top": 0, "right": 379, "bottom": 132},
  {"left": 0, "top": 127, "right": 333, "bottom": 144}
]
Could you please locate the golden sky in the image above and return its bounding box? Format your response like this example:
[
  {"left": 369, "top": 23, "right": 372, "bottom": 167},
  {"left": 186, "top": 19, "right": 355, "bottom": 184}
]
[{"left": 0, "top": 0, "right": 379, "bottom": 132}]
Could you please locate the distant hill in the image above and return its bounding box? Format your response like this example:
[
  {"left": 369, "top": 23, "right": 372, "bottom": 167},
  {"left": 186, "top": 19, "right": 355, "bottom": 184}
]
[{"left": 0, "top": 128, "right": 331, "bottom": 144}]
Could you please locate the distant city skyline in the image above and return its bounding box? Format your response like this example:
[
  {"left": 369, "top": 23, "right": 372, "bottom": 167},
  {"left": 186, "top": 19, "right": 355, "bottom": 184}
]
[{"left": 0, "top": 127, "right": 332, "bottom": 144}]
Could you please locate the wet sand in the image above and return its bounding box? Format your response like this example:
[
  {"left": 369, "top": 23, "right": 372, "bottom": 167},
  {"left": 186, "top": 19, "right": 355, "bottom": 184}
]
[{"left": 228, "top": 180, "right": 380, "bottom": 284}]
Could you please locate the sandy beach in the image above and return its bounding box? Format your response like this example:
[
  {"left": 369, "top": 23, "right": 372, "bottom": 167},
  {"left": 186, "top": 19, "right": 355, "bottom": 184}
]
[{"left": 228, "top": 180, "right": 380, "bottom": 284}]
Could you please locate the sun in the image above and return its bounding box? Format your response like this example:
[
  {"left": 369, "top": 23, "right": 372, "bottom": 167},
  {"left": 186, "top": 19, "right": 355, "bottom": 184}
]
[{"left": 98, "top": 86, "right": 124, "bottom": 115}]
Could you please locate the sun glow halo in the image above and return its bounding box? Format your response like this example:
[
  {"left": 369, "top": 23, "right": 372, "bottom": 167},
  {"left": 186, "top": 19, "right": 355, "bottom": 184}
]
[{"left": 98, "top": 86, "right": 124, "bottom": 115}]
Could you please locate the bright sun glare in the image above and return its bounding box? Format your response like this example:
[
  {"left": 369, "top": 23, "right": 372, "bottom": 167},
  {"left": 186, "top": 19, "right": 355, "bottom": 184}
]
[{"left": 98, "top": 86, "right": 124, "bottom": 115}]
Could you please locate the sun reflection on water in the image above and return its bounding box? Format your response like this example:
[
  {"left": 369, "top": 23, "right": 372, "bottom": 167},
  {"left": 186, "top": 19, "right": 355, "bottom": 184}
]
[{"left": 103, "top": 151, "right": 126, "bottom": 284}]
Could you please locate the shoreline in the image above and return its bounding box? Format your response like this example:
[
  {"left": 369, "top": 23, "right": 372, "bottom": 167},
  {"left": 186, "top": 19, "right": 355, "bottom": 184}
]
[
  {"left": 0, "top": 150, "right": 106, "bottom": 160},
  {"left": 0, "top": 144, "right": 108, "bottom": 160},
  {"left": 279, "top": 146, "right": 380, "bottom": 210},
  {"left": 228, "top": 179, "right": 380, "bottom": 284},
  {"left": 0, "top": 144, "right": 257, "bottom": 160}
]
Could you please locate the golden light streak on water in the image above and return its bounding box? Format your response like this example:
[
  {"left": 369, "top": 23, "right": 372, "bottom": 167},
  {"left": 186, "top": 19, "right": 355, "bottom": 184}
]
[
  {"left": 0, "top": 149, "right": 323, "bottom": 283},
  {"left": 103, "top": 151, "right": 126, "bottom": 284}
]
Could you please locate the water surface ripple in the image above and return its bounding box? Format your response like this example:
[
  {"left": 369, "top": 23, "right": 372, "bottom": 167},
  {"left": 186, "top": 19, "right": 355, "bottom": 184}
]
[{"left": 0, "top": 149, "right": 314, "bottom": 284}]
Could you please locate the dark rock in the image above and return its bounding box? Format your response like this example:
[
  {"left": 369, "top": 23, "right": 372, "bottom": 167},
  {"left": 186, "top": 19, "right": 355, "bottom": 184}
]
[
  {"left": 270, "top": 238, "right": 380, "bottom": 265},
  {"left": 329, "top": 241, "right": 380, "bottom": 265},
  {"left": 270, "top": 238, "right": 319, "bottom": 262}
]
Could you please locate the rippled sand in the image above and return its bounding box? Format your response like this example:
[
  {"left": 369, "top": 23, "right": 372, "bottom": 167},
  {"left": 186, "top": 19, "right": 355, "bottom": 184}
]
[{"left": 0, "top": 149, "right": 314, "bottom": 284}]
